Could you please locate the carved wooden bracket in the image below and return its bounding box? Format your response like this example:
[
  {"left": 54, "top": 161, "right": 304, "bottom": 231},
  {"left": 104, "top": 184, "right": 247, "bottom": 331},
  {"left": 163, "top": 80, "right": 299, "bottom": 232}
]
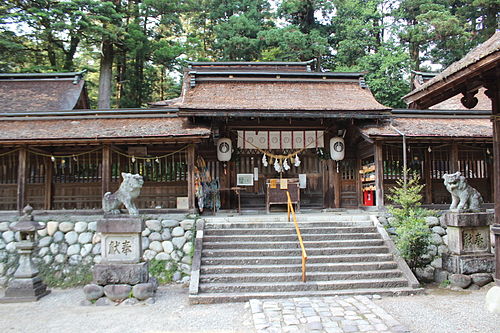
[{"left": 460, "top": 90, "right": 479, "bottom": 109}]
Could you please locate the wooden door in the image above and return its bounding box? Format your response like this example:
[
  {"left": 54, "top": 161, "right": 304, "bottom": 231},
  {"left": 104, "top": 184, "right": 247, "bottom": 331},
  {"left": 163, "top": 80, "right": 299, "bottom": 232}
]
[{"left": 340, "top": 159, "right": 358, "bottom": 207}]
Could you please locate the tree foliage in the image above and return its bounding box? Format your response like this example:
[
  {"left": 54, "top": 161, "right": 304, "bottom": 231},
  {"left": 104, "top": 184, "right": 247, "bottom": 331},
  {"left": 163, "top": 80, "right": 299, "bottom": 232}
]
[
  {"left": 386, "top": 172, "right": 434, "bottom": 270},
  {"left": 0, "top": 0, "right": 496, "bottom": 107}
]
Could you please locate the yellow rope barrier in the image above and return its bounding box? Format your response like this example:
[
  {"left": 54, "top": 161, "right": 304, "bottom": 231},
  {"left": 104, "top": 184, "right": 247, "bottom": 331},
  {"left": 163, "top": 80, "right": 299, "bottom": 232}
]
[
  {"left": 27, "top": 147, "right": 103, "bottom": 159},
  {"left": 109, "top": 144, "right": 191, "bottom": 161},
  {"left": 0, "top": 148, "right": 20, "bottom": 157}
]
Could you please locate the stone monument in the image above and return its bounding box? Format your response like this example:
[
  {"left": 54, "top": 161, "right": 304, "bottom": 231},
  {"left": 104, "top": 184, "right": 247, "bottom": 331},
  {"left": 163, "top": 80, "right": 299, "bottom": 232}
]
[
  {"left": 0, "top": 205, "right": 50, "bottom": 303},
  {"left": 441, "top": 172, "right": 494, "bottom": 274},
  {"left": 83, "top": 173, "right": 157, "bottom": 304}
]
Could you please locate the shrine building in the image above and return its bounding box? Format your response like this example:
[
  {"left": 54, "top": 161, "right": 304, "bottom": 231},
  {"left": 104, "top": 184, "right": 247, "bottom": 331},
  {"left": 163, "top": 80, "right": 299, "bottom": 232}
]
[{"left": 0, "top": 43, "right": 497, "bottom": 213}]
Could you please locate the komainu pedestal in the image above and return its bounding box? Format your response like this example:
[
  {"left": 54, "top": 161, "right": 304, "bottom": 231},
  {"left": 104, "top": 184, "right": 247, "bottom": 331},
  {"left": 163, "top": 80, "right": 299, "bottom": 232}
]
[
  {"left": 443, "top": 211, "right": 495, "bottom": 274},
  {"left": 83, "top": 216, "right": 156, "bottom": 303}
]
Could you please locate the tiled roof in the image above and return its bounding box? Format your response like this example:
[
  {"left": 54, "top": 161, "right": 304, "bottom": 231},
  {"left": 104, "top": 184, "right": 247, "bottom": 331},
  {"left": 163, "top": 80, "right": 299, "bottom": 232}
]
[
  {"left": 177, "top": 80, "right": 389, "bottom": 112},
  {"left": 404, "top": 31, "right": 500, "bottom": 100},
  {"left": 361, "top": 118, "right": 492, "bottom": 138},
  {"left": 0, "top": 117, "right": 210, "bottom": 142},
  {"left": 0, "top": 78, "right": 86, "bottom": 112}
]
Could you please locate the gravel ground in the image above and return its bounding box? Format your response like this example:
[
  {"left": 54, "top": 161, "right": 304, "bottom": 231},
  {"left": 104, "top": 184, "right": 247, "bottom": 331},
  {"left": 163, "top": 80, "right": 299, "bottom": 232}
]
[
  {"left": 0, "top": 285, "right": 254, "bottom": 333},
  {"left": 1, "top": 284, "right": 499, "bottom": 333},
  {"left": 375, "top": 284, "right": 500, "bottom": 333}
]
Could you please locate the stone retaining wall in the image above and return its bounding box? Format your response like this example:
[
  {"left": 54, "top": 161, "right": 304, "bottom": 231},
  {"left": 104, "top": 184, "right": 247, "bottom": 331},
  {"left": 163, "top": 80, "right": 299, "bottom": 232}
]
[
  {"left": 379, "top": 212, "right": 495, "bottom": 289},
  {"left": 0, "top": 214, "right": 197, "bottom": 287}
]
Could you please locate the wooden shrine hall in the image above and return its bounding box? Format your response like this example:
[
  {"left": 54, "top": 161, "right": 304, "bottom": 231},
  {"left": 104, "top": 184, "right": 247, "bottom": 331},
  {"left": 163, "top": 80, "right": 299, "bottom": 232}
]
[{"left": 0, "top": 54, "right": 497, "bottom": 213}]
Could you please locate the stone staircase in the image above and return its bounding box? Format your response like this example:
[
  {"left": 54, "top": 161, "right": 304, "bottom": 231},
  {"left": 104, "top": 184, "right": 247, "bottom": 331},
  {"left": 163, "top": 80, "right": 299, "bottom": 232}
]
[{"left": 189, "top": 213, "right": 422, "bottom": 304}]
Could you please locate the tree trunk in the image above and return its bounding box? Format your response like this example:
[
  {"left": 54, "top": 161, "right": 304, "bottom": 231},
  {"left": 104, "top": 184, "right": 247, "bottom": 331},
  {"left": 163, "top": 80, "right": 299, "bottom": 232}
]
[
  {"left": 97, "top": 38, "right": 113, "bottom": 109},
  {"left": 63, "top": 35, "right": 80, "bottom": 71}
]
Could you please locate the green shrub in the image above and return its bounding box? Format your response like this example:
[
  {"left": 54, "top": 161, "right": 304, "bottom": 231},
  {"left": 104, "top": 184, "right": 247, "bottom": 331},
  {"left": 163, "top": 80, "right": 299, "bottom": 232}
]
[
  {"left": 386, "top": 170, "right": 434, "bottom": 270},
  {"left": 38, "top": 262, "right": 93, "bottom": 288},
  {"left": 149, "top": 259, "right": 178, "bottom": 284},
  {"left": 393, "top": 216, "right": 431, "bottom": 269}
]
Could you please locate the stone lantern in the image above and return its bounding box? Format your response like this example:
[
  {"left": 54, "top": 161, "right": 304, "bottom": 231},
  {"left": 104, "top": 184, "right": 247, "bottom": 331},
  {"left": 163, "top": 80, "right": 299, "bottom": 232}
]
[{"left": 0, "top": 205, "right": 50, "bottom": 303}]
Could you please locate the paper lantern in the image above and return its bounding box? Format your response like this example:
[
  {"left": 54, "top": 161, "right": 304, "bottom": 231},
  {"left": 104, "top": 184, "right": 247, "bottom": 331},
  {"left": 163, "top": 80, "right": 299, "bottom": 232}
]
[
  {"left": 330, "top": 137, "right": 345, "bottom": 161},
  {"left": 217, "top": 138, "right": 232, "bottom": 161}
]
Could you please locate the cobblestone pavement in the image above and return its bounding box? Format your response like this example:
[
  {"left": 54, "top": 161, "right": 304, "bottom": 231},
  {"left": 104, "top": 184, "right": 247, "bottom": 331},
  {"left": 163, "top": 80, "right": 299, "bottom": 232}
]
[{"left": 249, "top": 296, "right": 409, "bottom": 333}]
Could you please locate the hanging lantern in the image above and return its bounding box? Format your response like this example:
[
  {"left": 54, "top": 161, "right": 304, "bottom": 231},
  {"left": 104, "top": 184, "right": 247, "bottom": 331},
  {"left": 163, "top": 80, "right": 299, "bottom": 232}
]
[
  {"left": 217, "top": 138, "right": 232, "bottom": 162},
  {"left": 330, "top": 137, "right": 345, "bottom": 161}
]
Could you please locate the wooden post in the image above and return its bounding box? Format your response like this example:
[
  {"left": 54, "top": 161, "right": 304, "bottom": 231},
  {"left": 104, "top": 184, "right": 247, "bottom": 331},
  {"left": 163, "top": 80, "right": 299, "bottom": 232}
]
[
  {"left": 333, "top": 161, "right": 341, "bottom": 208},
  {"left": 327, "top": 160, "right": 335, "bottom": 208},
  {"left": 424, "top": 148, "right": 432, "bottom": 204},
  {"left": 322, "top": 160, "right": 329, "bottom": 209},
  {"left": 374, "top": 142, "right": 384, "bottom": 209},
  {"left": 16, "top": 148, "right": 27, "bottom": 213},
  {"left": 187, "top": 144, "right": 195, "bottom": 211},
  {"left": 450, "top": 142, "right": 459, "bottom": 172},
  {"left": 44, "top": 156, "right": 53, "bottom": 210},
  {"left": 485, "top": 77, "right": 499, "bottom": 285},
  {"left": 101, "top": 146, "right": 111, "bottom": 197}
]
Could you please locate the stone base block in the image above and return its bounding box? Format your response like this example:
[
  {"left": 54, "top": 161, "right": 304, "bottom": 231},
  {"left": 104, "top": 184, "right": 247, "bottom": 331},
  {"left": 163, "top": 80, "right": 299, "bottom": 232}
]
[
  {"left": 93, "top": 262, "right": 149, "bottom": 285},
  {"left": 97, "top": 217, "right": 144, "bottom": 233},
  {"left": 443, "top": 253, "right": 494, "bottom": 274},
  {"left": 0, "top": 277, "right": 50, "bottom": 303},
  {"left": 444, "top": 211, "right": 493, "bottom": 227}
]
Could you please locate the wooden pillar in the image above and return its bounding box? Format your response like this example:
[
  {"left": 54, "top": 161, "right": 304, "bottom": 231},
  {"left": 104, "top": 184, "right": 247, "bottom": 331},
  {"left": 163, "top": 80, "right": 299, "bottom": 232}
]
[
  {"left": 187, "top": 144, "right": 196, "bottom": 211},
  {"left": 374, "top": 142, "right": 384, "bottom": 209},
  {"left": 450, "top": 142, "right": 459, "bottom": 172},
  {"left": 486, "top": 77, "right": 499, "bottom": 284},
  {"left": 101, "top": 146, "right": 111, "bottom": 197},
  {"left": 16, "top": 148, "right": 27, "bottom": 213},
  {"left": 322, "top": 160, "right": 329, "bottom": 208},
  {"left": 326, "top": 160, "right": 335, "bottom": 208},
  {"left": 424, "top": 149, "right": 432, "bottom": 204},
  {"left": 333, "top": 161, "right": 341, "bottom": 208},
  {"left": 44, "top": 156, "right": 53, "bottom": 210}
]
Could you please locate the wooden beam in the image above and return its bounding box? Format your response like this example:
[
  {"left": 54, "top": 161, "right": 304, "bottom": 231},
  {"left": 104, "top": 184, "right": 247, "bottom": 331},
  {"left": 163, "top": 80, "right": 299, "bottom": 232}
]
[
  {"left": 424, "top": 149, "right": 432, "bottom": 204},
  {"left": 450, "top": 142, "right": 459, "bottom": 172},
  {"left": 374, "top": 142, "right": 384, "bottom": 209},
  {"left": 16, "top": 148, "right": 27, "bottom": 213},
  {"left": 334, "top": 161, "right": 341, "bottom": 208},
  {"left": 44, "top": 156, "right": 53, "bottom": 210},
  {"left": 187, "top": 144, "right": 196, "bottom": 211},
  {"left": 102, "top": 145, "right": 111, "bottom": 197}
]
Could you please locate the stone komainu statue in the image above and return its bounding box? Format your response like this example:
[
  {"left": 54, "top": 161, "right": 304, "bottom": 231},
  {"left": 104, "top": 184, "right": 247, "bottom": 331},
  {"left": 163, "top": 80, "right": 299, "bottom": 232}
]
[
  {"left": 103, "top": 172, "right": 144, "bottom": 216},
  {"left": 442, "top": 171, "right": 483, "bottom": 211}
]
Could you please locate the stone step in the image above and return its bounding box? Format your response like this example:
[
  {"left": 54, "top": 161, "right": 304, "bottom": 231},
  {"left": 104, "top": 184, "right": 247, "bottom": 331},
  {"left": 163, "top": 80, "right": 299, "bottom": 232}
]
[
  {"left": 204, "top": 226, "right": 378, "bottom": 236},
  {"left": 200, "top": 269, "right": 403, "bottom": 283},
  {"left": 200, "top": 261, "right": 399, "bottom": 274},
  {"left": 204, "top": 214, "right": 372, "bottom": 224},
  {"left": 198, "top": 277, "right": 410, "bottom": 293},
  {"left": 202, "top": 239, "right": 385, "bottom": 249},
  {"left": 202, "top": 246, "right": 389, "bottom": 257},
  {"left": 189, "top": 287, "right": 424, "bottom": 304},
  {"left": 205, "top": 221, "right": 374, "bottom": 229},
  {"left": 203, "top": 232, "right": 382, "bottom": 242},
  {"left": 201, "top": 253, "right": 394, "bottom": 266}
]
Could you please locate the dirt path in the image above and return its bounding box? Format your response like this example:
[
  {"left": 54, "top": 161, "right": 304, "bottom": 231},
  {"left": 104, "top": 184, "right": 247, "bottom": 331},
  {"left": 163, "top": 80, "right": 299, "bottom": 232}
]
[
  {"left": 375, "top": 284, "right": 500, "bottom": 333},
  {"left": 0, "top": 285, "right": 253, "bottom": 333},
  {"left": 1, "top": 284, "right": 499, "bottom": 333}
]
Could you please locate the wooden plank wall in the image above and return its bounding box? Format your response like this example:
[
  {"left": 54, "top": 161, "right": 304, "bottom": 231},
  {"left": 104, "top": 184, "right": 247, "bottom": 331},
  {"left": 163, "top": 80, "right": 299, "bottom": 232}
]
[{"left": 0, "top": 145, "right": 192, "bottom": 211}]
